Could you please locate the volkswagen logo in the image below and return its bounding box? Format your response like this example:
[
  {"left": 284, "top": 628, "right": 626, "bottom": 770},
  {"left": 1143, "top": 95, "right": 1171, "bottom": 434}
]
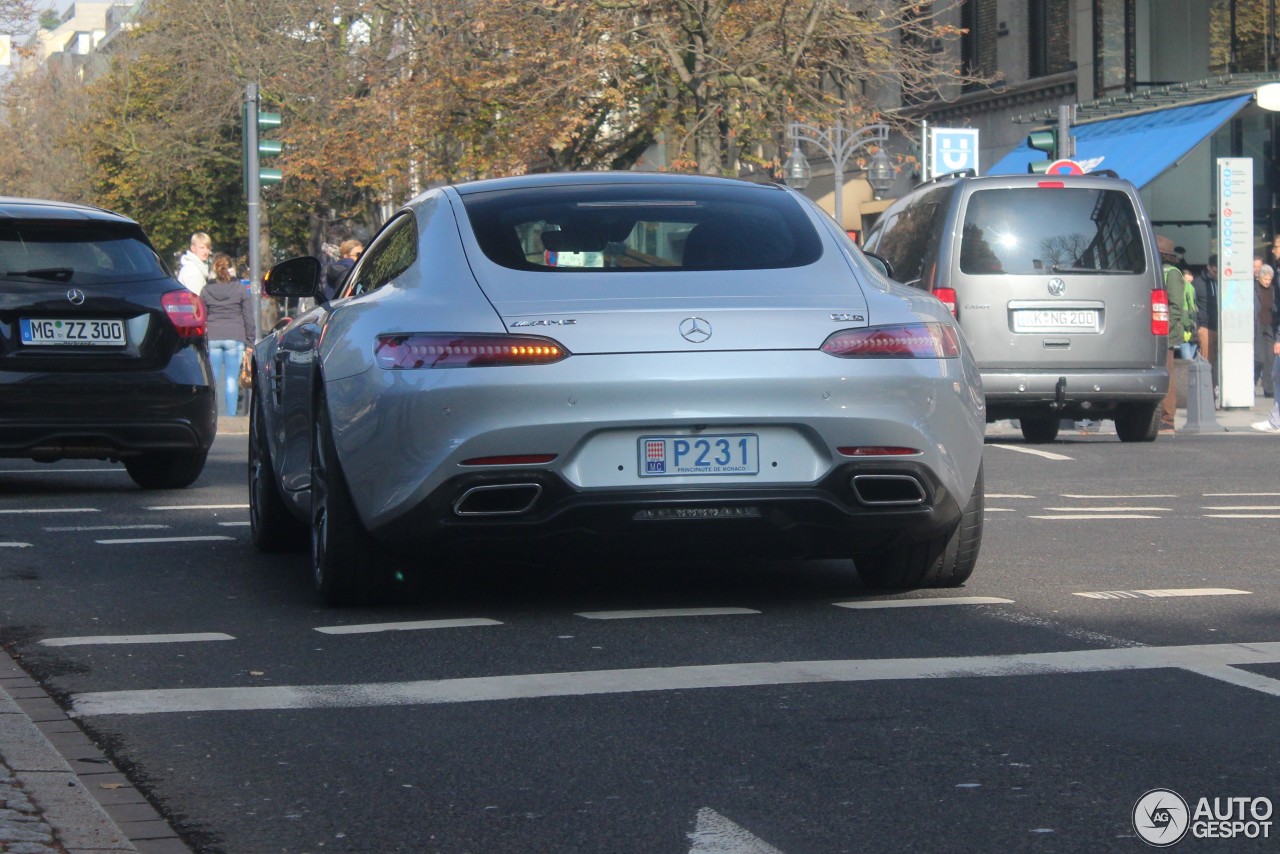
[
  {"left": 1047, "top": 278, "right": 1066, "bottom": 297},
  {"left": 679, "top": 317, "right": 712, "bottom": 343},
  {"left": 66, "top": 289, "right": 86, "bottom": 306}
]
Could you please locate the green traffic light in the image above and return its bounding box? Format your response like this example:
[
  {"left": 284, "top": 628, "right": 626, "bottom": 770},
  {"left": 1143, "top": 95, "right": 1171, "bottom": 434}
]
[
  {"left": 258, "top": 139, "right": 283, "bottom": 157},
  {"left": 258, "top": 111, "right": 282, "bottom": 130},
  {"left": 259, "top": 168, "right": 283, "bottom": 185}
]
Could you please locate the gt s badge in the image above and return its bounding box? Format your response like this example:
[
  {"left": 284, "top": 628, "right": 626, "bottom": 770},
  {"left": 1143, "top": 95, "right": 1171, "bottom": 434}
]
[
  {"left": 511, "top": 318, "right": 577, "bottom": 327},
  {"left": 830, "top": 313, "right": 866, "bottom": 323}
]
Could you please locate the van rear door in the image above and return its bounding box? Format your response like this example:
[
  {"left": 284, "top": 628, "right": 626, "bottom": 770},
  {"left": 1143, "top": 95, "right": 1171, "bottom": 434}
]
[{"left": 951, "top": 182, "right": 1162, "bottom": 371}]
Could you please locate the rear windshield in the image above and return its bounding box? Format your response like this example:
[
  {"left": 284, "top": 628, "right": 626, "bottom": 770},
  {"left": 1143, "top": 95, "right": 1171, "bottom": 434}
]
[
  {"left": 461, "top": 183, "right": 823, "bottom": 272},
  {"left": 959, "top": 187, "right": 1146, "bottom": 275},
  {"left": 0, "top": 221, "right": 167, "bottom": 285}
]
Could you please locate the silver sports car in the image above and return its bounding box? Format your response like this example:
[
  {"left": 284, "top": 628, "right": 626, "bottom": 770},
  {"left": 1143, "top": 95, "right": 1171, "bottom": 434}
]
[{"left": 249, "top": 172, "right": 986, "bottom": 605}]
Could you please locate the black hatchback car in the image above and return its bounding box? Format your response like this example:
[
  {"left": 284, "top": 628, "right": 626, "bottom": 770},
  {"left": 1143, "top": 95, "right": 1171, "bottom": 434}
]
[{"left": 0, "top": 197, "right": 216, "bottom": 488}]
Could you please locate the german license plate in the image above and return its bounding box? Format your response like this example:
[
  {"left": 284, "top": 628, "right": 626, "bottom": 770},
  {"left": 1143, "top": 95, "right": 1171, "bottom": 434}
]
[
  {"left": 20, "top": 318, "right": 126, "bottom": 346},
  {"left": 638, "top": 434, "right": 759, "bottom": 477},
  {"left": 1012, "top": 309, "right": 1099, "bottom": 333}
]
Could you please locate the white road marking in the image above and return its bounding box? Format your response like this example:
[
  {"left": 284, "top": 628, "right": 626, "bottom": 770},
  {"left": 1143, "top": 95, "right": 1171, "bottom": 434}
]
[
  {"left": 834, "top": 597, "right": 1013, "bottom": 610},
  {"left": 40, "top": 633, "right": 235, "bottom": 647},
  {"left": 1043, "top": 506, "right": 1170, "bottom": 512},
  {"left": 43, "top": 525, "right": 170, "bottom": 532},
  {"left": 576, "top": 608, "right": 760, "bottom": 620},
  {"left": 984, "top": 508, "right": 1017, "bottom": 512},
  {"left": 1074, "top": 588, "right": 1250, "bottom": 600},
  {"left": 145, "top": 504, "right": 249, "bottom": 511},
  {"left": 1204, "top": 492, "right": 1280, "bottom": 497},
  {"left": 217, "top": 521, "right": 251, "bottom": 527},
  {"left": 1059, "top": 493, "right": 1176, "bottom": 499},
  {"left": 688, "top": 807, "right": 784, "bottom": 854},
  {"left": 0, "top": 542, "right": 32, "bottom": 548},
  {"left": 989, "top": 444, "right": 1073, "bottom": 460},
  {"left": 1203, "top": 505, "right": 1279, "bottom": 511},
  {"left": 1028, "top": 514, "right": 1160, "bottom": 520},
  {"left": 1205, "top": 514, "right": 1280, "bottom": 519},
  {"left": 315, "top": 619, "right": 501, "bottom": 635},
  {"left": 71, "top": 641, "right": 1280, "bottom": 717},
  {"left": 95, "top": 536, "right": 234, "bottom": 545},
  {"left": 987, "top": 493, "right": 1035, "bottom": 499},
  {"left": 0, "top": 507, "right": 98, "bottom": 514}
]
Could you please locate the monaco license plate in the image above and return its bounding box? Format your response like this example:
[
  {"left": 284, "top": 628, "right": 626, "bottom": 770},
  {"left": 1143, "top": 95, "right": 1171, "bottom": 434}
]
[
  {"left": 20, "top": 318, "right": 126, "bottom": 347},
  {"left": 639, "top": 434, "right": 759, "bottom": 477},
  {"left": 1012, "top": 309, "right": 1099, "bottom": 333}
]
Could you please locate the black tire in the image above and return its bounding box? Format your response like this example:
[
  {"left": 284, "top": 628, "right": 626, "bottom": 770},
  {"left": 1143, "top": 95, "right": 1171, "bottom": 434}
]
[
  {"left": 856, "top": 464, "right": 984, "bottom": 590},
  {"left": 310, "top": 393, "right": 380, "bottom": 606},
  {"left": 1114, "top": 402, "right": 1160, "bottom": 443},
  {"left": 1019, "top": 415, "right": 1060, "bottom": 443},
  {"left": 124, "top": 450, "right": 207, "bottom": 489},
  {"left": 249, "top": 392, "right": 307, "bottom": 552}
]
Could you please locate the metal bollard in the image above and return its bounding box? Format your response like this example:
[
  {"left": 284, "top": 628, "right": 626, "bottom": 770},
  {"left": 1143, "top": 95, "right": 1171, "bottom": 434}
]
[{"left": 1181, "top": 358, "right": 1223, "bottom": 433}]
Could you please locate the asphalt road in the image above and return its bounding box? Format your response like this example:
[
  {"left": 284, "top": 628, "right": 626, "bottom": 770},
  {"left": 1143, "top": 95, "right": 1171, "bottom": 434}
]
[{"left": 2, "top": 426, "right": 1279, "bottom": 853}]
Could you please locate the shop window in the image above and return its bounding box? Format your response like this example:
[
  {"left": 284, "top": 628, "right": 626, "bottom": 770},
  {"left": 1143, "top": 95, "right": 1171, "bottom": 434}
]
[{"left": 1029, "top": 0, "right": 1072, "bottom": 78}]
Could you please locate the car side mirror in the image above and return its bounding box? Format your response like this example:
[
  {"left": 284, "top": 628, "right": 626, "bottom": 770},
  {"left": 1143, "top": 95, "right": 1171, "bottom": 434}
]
[
  {"left": 864, "top": 252, "right": 895, "bottom": 281},
  {"left": 263, "top": 256, "right": 322, "bottom": 299}
]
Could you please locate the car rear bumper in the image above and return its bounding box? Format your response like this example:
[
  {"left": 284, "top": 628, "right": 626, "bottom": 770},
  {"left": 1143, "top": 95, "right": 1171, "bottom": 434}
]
[
  {"left": 369, "top": 460, "right": 965, "bottom": 561},
  {"left": 982, "top": 367, "right": 1167, "bottom": 419},
  {"left": 0, "top": 373, "right": 216, "bottom": 459}
]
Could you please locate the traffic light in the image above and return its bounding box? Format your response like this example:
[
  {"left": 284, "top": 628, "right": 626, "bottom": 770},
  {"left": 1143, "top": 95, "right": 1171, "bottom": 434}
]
[
  {"left": 242, "top": 92, "right": 283, "bottom": 196},
  {"left": 256, "top": 110, "right": 283, "bottom": 185},
  {"left": 1026, "top": 129, "right": 1058, "bottom": 174}
]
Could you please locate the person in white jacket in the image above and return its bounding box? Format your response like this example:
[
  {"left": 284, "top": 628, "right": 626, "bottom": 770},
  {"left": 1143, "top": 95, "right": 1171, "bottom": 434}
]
[{"left": 176, "top": 232, "right": 213, "bottom": 294}]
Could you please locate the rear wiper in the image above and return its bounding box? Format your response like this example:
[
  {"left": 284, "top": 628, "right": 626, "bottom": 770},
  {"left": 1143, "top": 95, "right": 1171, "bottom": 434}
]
[
  {"left": 1051, "top": 265, "right": 1131, "bottom": 274},
  {"left": 5, "top": 267, "right": 75, "bottom": 282}
]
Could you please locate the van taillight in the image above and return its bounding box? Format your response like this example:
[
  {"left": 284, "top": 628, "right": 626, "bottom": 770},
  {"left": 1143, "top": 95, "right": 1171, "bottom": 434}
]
[
  {"left": 1151, "top": 289, "right": 1169, "bottom": 336},
  {"left": 162, "top": 290, "right": 207, "bottom": 338},
  {"left": 933, "top": 287, "right": 957, "bottom": 315}
]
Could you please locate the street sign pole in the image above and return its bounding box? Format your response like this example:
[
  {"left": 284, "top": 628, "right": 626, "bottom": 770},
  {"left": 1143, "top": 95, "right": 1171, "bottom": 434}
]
[{"left": 245, "top": 83, "right": 263, "bottom": 342}]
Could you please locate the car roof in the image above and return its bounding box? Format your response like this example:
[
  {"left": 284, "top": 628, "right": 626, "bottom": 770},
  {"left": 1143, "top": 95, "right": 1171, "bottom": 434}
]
[
  {"left": 450, "top": 171, "right": 788, "bottom": 196},
  {"left": 0, "top": 197, "right": 138, "bottom": 225},
  {"left": 912, "top": 171, "right": 1139, "bottom": 193}
]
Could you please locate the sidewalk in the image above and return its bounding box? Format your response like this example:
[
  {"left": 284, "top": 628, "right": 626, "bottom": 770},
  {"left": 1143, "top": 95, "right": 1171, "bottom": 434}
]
[{"left": 0, "top": 650, "right": 191, "bottom": 853}]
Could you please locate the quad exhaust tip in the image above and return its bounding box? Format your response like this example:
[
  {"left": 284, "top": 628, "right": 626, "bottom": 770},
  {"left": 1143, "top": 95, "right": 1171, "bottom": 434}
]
[
  {"left": 453, "top": 483, "right": 543, "bottom": 516},
  {"left": 850, "top": 474, "right": 926, "bottom": 506}
]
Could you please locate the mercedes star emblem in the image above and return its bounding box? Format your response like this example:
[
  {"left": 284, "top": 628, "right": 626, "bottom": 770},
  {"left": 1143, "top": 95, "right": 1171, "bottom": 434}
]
[
  {"left": 1047, "top": 277, "right": 1066, "bottom": 297},
  {"left": 679, "top": 317, "right": 712, "bottom": 343},
  {"left": 66, "top": 289, "right": 86, "bottom": 305}
]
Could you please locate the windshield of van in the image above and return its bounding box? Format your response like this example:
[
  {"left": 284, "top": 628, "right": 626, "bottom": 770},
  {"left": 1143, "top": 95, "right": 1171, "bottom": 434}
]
[{"left": 959, "top": 187, "right": 1145, "bottom": 275}]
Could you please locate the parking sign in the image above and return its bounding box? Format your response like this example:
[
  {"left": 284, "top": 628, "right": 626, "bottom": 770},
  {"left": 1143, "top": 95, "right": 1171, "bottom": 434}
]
[{"left": 931, "top": 128, "right": 980, "bottom": 177}]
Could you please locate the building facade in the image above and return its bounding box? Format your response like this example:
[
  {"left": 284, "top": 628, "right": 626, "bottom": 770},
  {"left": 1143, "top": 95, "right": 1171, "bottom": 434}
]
[{"left": 904, "top": 0, "right": 1280, "bottom": 263}]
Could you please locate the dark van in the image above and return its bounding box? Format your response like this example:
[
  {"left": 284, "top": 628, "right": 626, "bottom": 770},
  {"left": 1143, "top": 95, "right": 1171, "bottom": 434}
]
[{"left": 862, "top": 172, "right": 1169, "bottom": 443}]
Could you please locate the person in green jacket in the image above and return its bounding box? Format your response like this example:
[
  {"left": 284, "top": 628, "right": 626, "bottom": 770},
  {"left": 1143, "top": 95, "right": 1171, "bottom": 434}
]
[{"left": 1157, "top": 235, "right": 1184, "bottom": 433}]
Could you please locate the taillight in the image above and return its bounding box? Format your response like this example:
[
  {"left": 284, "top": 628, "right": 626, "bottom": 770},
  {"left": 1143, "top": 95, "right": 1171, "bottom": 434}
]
[
  {"left": 821, "top": 323, "right": 960, "bottom": 359},
  {"left": 837, "top": 447, "right": 921, "bottom": 456},
  {"left": 374, "top": 334, "right": 570, "bottom": 369},
  {"left": 162, "top": 290, "right": 207, "bottom": 338},
  {"left": 1151, "top": 289, "right": 1169, "bottom": 336},
  {"left": 933, "top": 287, "right": 957, "bottom": 315},
  {"left": 461, "top": 454, "right": 558, "bottom": 466}
]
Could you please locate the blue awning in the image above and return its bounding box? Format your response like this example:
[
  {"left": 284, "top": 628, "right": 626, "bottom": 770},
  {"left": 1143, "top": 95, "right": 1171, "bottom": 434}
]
[{"left": 987, "top": 94, "right": 1251, "bottom": 187}]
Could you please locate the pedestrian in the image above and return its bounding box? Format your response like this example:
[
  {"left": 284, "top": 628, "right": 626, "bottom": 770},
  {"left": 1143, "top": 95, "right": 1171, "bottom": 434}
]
[
  {"left": 1191, "top": 254, "right": 1219, "bottom": 400},
  {"left": 1179, "top": 262, "right": 1197, "bottom": 359},
  {"left": 1157, "top": 236, "right": 1185, "bottom": 434},
  {"left": 1252, "top": 313, "right": 1280, "bottom": 433},
  {"left": 203, "top": 253, "right": 255, "bottom": 417},
  {"left": 176, "top": 232, "right": 213, "bottom": 294},
  {"left": 323, "top": 239, "right": 363, "bottom": 302},
  {"left": 1257, "top": 263, "right": 1276, "bottom": 398}
]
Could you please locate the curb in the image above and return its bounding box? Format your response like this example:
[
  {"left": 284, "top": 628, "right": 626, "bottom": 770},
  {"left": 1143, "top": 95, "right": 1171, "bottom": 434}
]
[{"left": 0, "top": 649, "right": 192, "bottom": 854}]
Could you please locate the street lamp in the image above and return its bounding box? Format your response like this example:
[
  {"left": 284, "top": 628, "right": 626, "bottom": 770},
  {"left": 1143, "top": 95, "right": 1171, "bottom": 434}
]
[
  {"left": 781, "top": 121, "right": 891, "bottom": 229},
  {"left": 866, "top": 148, "right": 895, "bottom": 200}
]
